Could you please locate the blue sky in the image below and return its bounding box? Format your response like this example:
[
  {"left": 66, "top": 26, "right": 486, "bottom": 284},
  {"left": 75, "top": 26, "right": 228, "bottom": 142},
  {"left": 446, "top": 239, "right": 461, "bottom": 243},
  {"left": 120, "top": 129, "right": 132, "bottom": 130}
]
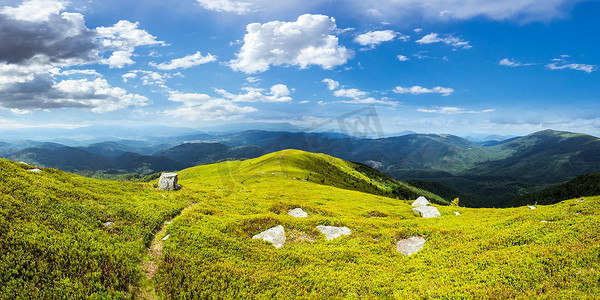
[{"left": 0, "top": 0, "right": 599, "bottom": 137}]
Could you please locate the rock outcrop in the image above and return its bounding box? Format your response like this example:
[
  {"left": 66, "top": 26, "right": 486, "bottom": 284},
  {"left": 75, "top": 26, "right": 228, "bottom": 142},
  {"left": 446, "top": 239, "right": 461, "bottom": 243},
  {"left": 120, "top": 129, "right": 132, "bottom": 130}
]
[
  {"left": 316, "top": 225, "right": 351, "bottom": 241},
  {"left": 288, "top": 208, "right": 308, "bottom": 218},
  {"left": 411, "top": 196, "right": 430, "bottom": 207},
  {"left": 252, "top": 225, "right": 286, "bottom": 248},
  {"left": 396, "top": 236, "right": 426, "bottom": 256},
  {"left": 159, "top": 173, "right": 181, "bottom": 191},
  {"left": 412, "top": 205, "right": 441, "bottom": 218}
]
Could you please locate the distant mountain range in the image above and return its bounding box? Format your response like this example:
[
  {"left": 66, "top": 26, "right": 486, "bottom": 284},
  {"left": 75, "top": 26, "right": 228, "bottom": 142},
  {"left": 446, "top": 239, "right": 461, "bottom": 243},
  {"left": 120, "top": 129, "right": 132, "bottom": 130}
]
[{"left": 2, "top": 129, "right": 599, "bottom": 207}]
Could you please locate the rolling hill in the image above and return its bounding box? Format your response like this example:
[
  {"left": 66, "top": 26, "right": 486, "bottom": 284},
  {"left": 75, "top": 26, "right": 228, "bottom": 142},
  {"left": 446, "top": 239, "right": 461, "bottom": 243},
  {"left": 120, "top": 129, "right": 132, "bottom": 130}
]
[
  {"left": 509, "top": 173, "right": 600, "bottom": 207},
  {"left": 1, "top": 150, "right": 600, "bottom": 298}
]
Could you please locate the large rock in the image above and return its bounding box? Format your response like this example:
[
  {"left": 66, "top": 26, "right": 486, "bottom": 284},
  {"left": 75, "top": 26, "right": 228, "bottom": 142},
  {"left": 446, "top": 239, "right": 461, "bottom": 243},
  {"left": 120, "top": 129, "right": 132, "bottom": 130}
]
[
  {"left": 396, "top": 236, "right": 426, "bottom": 256},
  {"left": 411, "top": 196, "right": 430, "bottom": 207},
  {"left": 27, "top": 168, "right": 42, "bottom": 173},
  {"left": 316, "top": 225, "right": 351, "bottom": 241},
  {"left": 412, "top": 206, "right": 441, "bottom": 218},
  {"left": 252, "top": 225, "right": 286, "bottom": 248},
  {"left": 159, "top": 173, "right": 181, "bottom": 191},
  {"left": 288, "top": 208, "right": 308, "bottom": 218}
]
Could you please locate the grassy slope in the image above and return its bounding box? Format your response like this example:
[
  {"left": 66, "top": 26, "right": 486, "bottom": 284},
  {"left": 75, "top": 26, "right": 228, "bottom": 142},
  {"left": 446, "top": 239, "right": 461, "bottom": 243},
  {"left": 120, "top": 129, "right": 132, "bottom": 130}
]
[
  {"left": 0, "top": 159, "right": 193, "bottom": 299},
  {"left": 510, "top": 173, "right": 600, "bottom": 207},
  {"left": 154, "top": 150, "right": 600, "bottom": 299}
]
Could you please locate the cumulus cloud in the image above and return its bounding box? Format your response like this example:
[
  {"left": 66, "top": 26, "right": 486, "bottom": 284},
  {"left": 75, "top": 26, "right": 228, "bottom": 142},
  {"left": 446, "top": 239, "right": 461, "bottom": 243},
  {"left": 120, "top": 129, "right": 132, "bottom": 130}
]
[
  {"left": 416, "top": 33, "right": 471, "bottom": 49},
  {"left": 121, "top": 70, "right": 182, "bottom": 86},
  {"left": 333, "top": 88, "right": 369, "bottom": 99},
  {"left": 150, "top": 51, "right": 217, "bottom": 70},
  {"left": 393, "top": 85, "right": 454, "bottom": 96},
  {"left": 498, "top": 58, "right": 536, "bottom": 67},
  {"left": 0, "top": 0, "right": 162, "bottom": 112},
  {"left": 417, "top": 107, "right": 495, "bottom": 114},
  {"left": 354, "top": 30, "right": 404, "bottom": 49},
  {"left": 0, "top": 76, "right": 148, "bottom": 113},
  {"left": 229, "top": 14, "right": 354, "bottom": 73},
  {"left": 321, "top": 78, "right": 339, "bottom": 90},
  {"left": 215, "top": 84, "right": 293, "bottom": 103},
  {"left": 196, "top": 0, "right": 253, "bottom": 14},
  {"left": 166, "top": 92, "right": 257, "bottom": 121},
  {"left": 546, "top": 57, "right": 597, "bottom": 73},
  {"left": 397, "top": 55, "right": 409, "bottom": 62}
]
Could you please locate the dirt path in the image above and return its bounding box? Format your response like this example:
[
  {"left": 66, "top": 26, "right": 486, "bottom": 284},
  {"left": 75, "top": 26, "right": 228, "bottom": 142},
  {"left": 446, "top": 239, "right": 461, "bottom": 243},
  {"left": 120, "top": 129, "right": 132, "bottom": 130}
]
[{"left": 138, "top": 202, "right": 197, "bottom": 299}]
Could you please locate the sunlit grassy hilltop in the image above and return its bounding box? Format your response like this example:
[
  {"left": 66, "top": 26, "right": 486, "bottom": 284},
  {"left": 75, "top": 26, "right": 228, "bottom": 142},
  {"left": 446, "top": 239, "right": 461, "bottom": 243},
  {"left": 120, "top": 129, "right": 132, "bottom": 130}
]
[{"left": 1, "top": 149, "right": 599, "bottom": 299}]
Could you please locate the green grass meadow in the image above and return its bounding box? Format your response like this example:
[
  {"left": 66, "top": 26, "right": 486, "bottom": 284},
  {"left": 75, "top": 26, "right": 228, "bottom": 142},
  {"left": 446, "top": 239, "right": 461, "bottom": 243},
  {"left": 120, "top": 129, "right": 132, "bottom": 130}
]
[{"left": 1, "top": 150, "right": 599, "bottom": 299}]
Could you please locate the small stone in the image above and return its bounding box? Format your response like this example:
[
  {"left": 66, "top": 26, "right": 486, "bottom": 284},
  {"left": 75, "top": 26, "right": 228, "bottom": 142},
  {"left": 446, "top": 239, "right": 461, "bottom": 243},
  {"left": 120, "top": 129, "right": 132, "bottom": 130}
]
[
  {"left": 316, "top": 225, "right": 351, "bottom": 241},
  {"left": 412, "top": 206, "right": 441, "bottom": 218},
  {"left": 103, "top": 221, "right": 113, "bottom": 228},
  {"left": 529, "top": 206, "right": 536, "bottom": 210},
  {"left": 454, "top": 211, "right": 461, "bottom": 216},
  {"left": 158, "top": 173, "right": 181, "bottom": 191},
  {"left": 411, "top": 196, "right": 430, "bottom": 207},
  {"left": 396, "top": 236, "right": 426, "bottom": 256},
  {"left": 162, "top": 234, "right": 170, "bottom": 241},
  {"left": 288, "top": 208, "right": 308, "bottom": 218},
  {"left": 27, "top": 168, "right": 42, "bottom": 172},
  {"left": 253, "top": 225, "right": 286, "bottom": 248},
  {"left": 540, "top": 220, "right": 548, "bottom": 223},
  {"left": 575, "top": 198, "right": 585, "bottom": 203}
]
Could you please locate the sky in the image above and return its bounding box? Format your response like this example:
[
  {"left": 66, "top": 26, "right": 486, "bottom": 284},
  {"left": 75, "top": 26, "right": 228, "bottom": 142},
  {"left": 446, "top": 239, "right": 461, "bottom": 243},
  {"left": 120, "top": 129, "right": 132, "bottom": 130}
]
[{"left": 0, "top": 0, "right": 599, "bottom": 137}]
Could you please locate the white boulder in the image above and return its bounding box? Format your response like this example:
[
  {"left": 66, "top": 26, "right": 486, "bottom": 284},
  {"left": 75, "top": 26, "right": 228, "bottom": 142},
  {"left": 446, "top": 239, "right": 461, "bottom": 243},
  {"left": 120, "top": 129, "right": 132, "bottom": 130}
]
[
  {"left": 252, "top": 225, "right": 286, "bottom": 248},
  {"left": 316, "top": 225, "right": 351, "bottom": 241},
  {"left": 528, "top": 206, "right": 536, "bottom": 210},
  {"left": 412, "top": 206, "right": 441, "bottom": 218},
  {"left": 159, "top": 173, "right": 181, "bottom": 191},
  {"left": 27, "top": 168, "right": 42, "bottom": 173},
  {"left": 396, "top": 236, "right": 426, "bottom": 256},
  {"left": 411, "top": 196, "right": 430, "bottom": 207},
  {"left": 288, "top": 208, "right": 308, "bottom": 218},
  {"left": 454, "top": 211, "right": 461, "bottom": 216}
]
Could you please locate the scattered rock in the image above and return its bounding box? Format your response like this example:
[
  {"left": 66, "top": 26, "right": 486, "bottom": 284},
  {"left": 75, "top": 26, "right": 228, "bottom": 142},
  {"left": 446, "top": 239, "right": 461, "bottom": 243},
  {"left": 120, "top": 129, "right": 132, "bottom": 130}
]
[
  {"left": 454, "top": 211, "right": 461, "bottom": 216},
  {"left": 396, "top": 236, "right": 426, "bottom": 256},
  {"left": 412, "top": 206, "right": 441, "bottom": 218},
  {"left": 529, "top": 206, "right": 537, "bottom": 210},
  {"left": 162, "top": 234, "right": 169, "bottom": 241},
  {"left": 411, "top": 196, "right": 430, "bottom": 207},
  {"left": 253, "top": 225, "right": 286, "bottom": 248},
  {"left": 288, "top": 208, "right": 308, "bottom": 218},
  {"left": 158, "top": 173, "right": 181, "bottom": 191},
  {"left": 103, "top": 221, "right": 113, "bottom": 229},
  {"left": 540, "top": 220, "right": 548, "bottom": 223},
  {"left": 27, "top": 168, "right": 42, "bottom": 173},
  {"left": 316, "top": 225, "right": 351, "bottom": 241},
  {"left": 575, "top": 198, "right": 585, "bottom": 203}
]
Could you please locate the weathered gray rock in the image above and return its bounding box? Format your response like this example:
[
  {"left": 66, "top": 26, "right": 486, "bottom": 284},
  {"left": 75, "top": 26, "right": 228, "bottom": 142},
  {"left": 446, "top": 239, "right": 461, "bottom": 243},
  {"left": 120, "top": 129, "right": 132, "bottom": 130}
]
[
  {"left": 411, "top": 196, "right": 430, "bottom": 207},
  {"left": 528, "top": 206, "right": 536, "bottom": 210},
  {"left": 288, "top": 208, "right": 308, "bottom": 218},
  {"left": 159, "top": 173, "right": 180, "bottom": 191},
  {"left": 27, "top": 168, "right": 42, "bottom": 173},
  {"left": 396, "top": 236, "right": 426, "bottom": 256},
  {"left": 103, "top": 221, "right": 113, "bottom": 228},
  {"left": 162, "top": 234, "right": 170, "bottom": 241},
  {"left": 316, "top": 225, "right": 351, "bottom": 241},
  {"left": 412, "top": 206, "right": 441, "bottom": 218},
  {"left": 253, "top": 225, "right": 286, "bottom": 248}
]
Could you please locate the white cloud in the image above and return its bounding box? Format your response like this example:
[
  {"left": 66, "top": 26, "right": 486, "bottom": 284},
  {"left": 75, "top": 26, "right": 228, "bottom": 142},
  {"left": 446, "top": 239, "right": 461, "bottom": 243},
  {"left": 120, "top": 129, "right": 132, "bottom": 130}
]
[
  {"left": 546, "top": 57, "right": 597, "bottom": 73},
  {"left": 229, "top": 14, "right": 354, "bottom": 73},
  {"left": 498, "top": 58, "right": 536, "bottom": 67},
  {"left": 354, "top": 30, "right": 399, "bottom": 48},
  {"left": 0, "top": 0, "right": 65, "bottom": 22},
  {"left": 397, "top": 55, "right": 409, "bottom": 62},
  {"left": 196, "top": 0, "right": 253, "bottom": 14},
  {"left": 215, "top": 84, "right": 293, "bottom": 103},
  {"left": 52, "top": 78, "right": 148, "bottom": 112},
  {"left": 334, "top": 88, "right": 369, "bottom": 99},
  {"left": 120, "top": 70, "right": 182, "bottom": 86},
  {"left": 150, "top": 51, "right": 217, "bottom": 70},
  {"left": 166, "top": 90, "right": 257, "bottom": 121},
  {"left": 417, "top": 107, "right": 495, "bottom": 114},
  {"left": 414, "top": 28, "right": 423, "bottom": 33},
  {"left": 393, "top": 85, "right": 454, "bottom": 96},
  {"left": 122, "top": 72, "right": 137, "bottom": 82},
  {"left": 105, "top": 51, "right": 134, "bottom": 68},
  {"left": 322, "top": 78, "right": 339, "bottom": 90},
  {"left": 416, "top": 33, "right": 471, "bottom": 49}
]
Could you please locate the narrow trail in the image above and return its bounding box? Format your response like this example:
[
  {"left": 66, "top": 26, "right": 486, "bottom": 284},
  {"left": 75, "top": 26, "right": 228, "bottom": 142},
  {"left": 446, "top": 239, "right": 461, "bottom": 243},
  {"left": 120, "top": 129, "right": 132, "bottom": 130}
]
[{"left": 138, "top": 201, "right": 198, "bottom": 300}]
